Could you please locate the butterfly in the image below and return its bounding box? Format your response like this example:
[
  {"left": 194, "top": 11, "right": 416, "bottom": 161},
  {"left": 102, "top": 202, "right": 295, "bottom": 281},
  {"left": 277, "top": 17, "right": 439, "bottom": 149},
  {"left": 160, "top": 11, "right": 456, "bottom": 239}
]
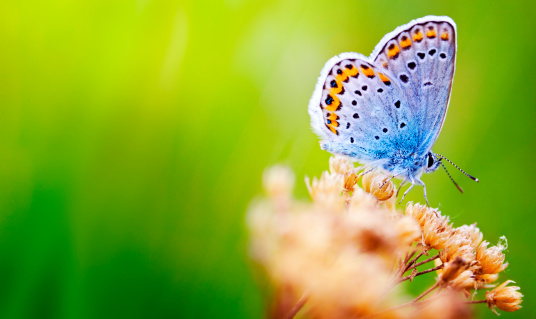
[{"left": 308, "top": 16, "right": 478, "bottom": 205}]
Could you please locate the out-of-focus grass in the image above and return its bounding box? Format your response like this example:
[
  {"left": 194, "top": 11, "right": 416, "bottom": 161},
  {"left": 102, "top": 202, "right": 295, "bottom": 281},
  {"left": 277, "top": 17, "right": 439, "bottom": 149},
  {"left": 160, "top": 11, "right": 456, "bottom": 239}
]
[{"left": 0, "top": 0, "right": 534, "bottom": 318}]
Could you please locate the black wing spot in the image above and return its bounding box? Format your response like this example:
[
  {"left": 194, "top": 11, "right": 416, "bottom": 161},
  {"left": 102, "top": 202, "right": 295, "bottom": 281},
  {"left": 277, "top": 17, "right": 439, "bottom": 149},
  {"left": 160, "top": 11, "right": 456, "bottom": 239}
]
[
  {"left": 377, "top": 88, "right": 383, "bottom": 93},
  {"left": 375, "top": 136, "right": 380, "bottom": 140},
  {"left": 345, "top": 64, "right": 353, "bottom": 69},
  {"left": 330, "top": 80, "right": 337, "bottom": 88},
  {"left": 336, "top": 69, "right": 342, "bottom": 74},
  {"left": 417, "top": 52, "right": 425, "bottom": 59},
  {"left": 352, "top": 100, "right": 357, "bottom": 106},
  {"left": 440, "top": 53, "right": 447, "bottom": 59},
  {"left": 346, "top": 122, "right": 350, "bottom": 129},
  {"left": 400, "top": 122, "right": 406, "bottom": 128},
  {"left": 354, "top": 90, "right": 362, "bottom": 96},
  {"left": 327, "top": 119, "right": 332, "bottom": 124},
  {"left": 407, "top": 62, "right": 416, "bottom": 70},
  {"left": 383, "top": 128, "right": 388, "bottom": 133},
  {"left": 428, "top": 49, "right": 437, "bottom": 56},
  {"left": 399, "top": 74, "right": 409, "bottom": 83},
  {"left": 353, "top": 113, "right": 359, "bottom": 119},
  {"left": 325, "top": 96, "right": 334, "bottom": 105},
  {"left": 350, "top": 137, "right": 354, "bottom": 143},
  {"left": 362, "top": 85, "right": 367, "bottom": 91},
  {"left": 360, "top": 64, "right": 369, "bottom": 69},
  {"left": 424, "top": 82, "right": 433, "bottom": 87},
  {"left": 395, "top": 100, "right": 401, "bottom": 108}
]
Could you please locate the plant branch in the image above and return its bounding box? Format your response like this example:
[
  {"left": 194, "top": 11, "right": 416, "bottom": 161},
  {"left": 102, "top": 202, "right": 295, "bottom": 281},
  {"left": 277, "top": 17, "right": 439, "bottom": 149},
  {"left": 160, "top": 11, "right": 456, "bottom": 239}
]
[
  {"left": 405, "top": 250, "right": 425, "bottom": 271},
  {"left": 406, "top": 253, "right": 440, "bottom": 271},
  {"left": 465, "top": 300, "right": 487, "bottom": 304},
  {"left": 414, "top": 282, "right": 439, "bottom": 303},
  {"left": 398, "top": 265, "right": 443, "bottom": 283},
  {"left": 286, "top": 292, "right": 308, "bottom": 319}
]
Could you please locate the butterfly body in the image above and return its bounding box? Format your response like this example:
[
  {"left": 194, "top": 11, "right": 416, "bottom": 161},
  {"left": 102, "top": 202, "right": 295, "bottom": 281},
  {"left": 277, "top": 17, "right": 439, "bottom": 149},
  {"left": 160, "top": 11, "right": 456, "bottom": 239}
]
[{"left": 309, "top": 16, "right": 458, "bottom": 203}]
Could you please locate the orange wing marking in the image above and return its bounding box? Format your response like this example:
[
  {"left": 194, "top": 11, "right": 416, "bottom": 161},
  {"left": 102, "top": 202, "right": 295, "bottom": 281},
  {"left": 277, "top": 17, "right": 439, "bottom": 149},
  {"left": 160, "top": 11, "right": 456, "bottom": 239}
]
[
  {"left": 387, "top": 43, "right": 400, "bottom": 59},
  {"left": 378, "top": 73, "right": 391, "bottom": 86},
  {"left": 413, "top": 30, "right": 423, "bottom": 42},
  {"left": 360, "top": 65, "right": 375, "bottom": 79},
  {"left": 400, "top": 36, "right": 412, "bottom": 50}
]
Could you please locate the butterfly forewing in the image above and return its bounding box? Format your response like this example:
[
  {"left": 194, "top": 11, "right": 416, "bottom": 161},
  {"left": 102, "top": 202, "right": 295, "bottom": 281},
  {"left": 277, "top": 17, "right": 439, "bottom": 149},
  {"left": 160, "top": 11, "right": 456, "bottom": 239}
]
[
  {"left": 310, "top": 53, "right": 418, "bottom": 163},
  {"left": 372, "top": 18, "right": 456, "bottom": 154}
]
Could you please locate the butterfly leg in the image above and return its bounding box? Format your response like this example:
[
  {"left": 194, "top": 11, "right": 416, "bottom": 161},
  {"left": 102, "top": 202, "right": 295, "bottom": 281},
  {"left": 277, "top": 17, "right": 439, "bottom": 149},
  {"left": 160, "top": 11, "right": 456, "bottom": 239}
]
[
  {"left": 398, "top": 180, "right": 414, "bottom": 204},
  {"left": 396, "top": 178, "right": 408, "bottom": 198},
  {"left": 415, "top": 179, "right": 430, "bottom": 207}
]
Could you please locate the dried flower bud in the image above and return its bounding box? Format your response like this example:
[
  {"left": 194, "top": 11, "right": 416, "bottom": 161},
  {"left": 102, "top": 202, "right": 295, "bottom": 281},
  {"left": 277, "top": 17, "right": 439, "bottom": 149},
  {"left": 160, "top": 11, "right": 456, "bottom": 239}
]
[
  {"left": 263, "top": 165, "right": 295, "bottom": 202},
  {"left": 449, "top": 270, "right": 476, "bottom": 290},
  {"left": 480, "top": 273, "right": 499, "bottom": 284},
  {"left": 329, "top": 156, "right": 354, "bottom": 176},
  {"left": 362, "top": 172, "right": 395, "bottom": 201},
  {"left": 305, "top": 171, "right": 345, "bottom": 212},
  {"left": 486, "top": 280, "right": 523, "bottom": 314},
  {"left": 439, "top": 257, "right": 468, "bottom": 284},
  {"left": 405, "top": 202, "right": 429, "bottom": 227},
  {"left": 440, "top": 240, "right": 474, "bottom": 264},
  {"left": 476, "top": 237, "right": 508, "bottom": 275},
  {"left": 455, "top": 224, "right": 483, "bottom": 250},
  {"left": 394, "top": 216, "right": 421, "bottom": 247}
]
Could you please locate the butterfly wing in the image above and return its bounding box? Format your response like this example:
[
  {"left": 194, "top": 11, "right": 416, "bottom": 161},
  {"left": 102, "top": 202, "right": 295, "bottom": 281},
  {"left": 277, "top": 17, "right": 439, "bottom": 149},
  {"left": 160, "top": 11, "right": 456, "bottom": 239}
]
[
  {"left": 371, "top": 16, "right": 456, "bottom": 155},
  {"left": 308, "top": 52, "right": 419, "bottom": 166}
]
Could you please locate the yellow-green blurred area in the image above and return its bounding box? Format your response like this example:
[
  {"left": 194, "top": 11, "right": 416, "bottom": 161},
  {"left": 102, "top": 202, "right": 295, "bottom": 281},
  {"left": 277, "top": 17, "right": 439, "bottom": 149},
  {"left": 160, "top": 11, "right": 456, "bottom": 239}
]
[{"left": 0, "top": 0, "right": 534, "bottom": 318}]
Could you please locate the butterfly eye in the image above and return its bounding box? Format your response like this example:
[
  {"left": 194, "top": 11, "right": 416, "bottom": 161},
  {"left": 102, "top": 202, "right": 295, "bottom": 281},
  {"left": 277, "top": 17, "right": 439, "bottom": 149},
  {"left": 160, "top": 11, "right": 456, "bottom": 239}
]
[{"left": 427, "top": 154, "right": 434, "bottom": 168}]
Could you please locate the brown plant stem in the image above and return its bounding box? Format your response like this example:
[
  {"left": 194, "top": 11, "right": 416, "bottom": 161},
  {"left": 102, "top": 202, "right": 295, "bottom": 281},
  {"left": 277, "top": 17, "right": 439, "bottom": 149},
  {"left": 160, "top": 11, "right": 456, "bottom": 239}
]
[
  {"left": 405, "top": 250, "right": 425, "bottom": 271},
  {"left": 406, "top": 253, "right": 440, "bottom": 271},
  {"left": 414, "top": 282, "right": 440, "bottom": 302},
  {"left": 465, "top": 300, "right": 487, "bottom": 304},
  {"left": 286, "top": 292, "right": 309, "bottom": 319},
  {"left": 398, "top": 265, "right": 443, "bottom": 283}
]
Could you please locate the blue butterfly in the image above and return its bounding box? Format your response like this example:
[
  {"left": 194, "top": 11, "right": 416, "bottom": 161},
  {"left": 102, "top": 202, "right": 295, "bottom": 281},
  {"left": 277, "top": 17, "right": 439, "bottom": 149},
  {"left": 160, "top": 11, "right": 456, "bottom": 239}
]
[{"left": 308, "top": 16, "right": 478, "bottom": 205}]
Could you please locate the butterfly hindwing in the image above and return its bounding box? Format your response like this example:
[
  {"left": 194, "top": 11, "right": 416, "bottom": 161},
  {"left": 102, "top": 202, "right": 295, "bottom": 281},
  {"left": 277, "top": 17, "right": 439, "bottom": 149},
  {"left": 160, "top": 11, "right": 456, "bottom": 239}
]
[
  {"left": 372, "top": 16, "right": 456, "bottom": 155},
  {"left": 309, "top": 53, "right": 419, "bottom": 164}
]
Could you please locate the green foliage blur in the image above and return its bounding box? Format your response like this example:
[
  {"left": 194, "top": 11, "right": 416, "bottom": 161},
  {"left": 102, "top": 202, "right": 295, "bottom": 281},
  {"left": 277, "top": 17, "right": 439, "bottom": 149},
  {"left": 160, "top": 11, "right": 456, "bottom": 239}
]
[{"left": 0, "top": 0, "right": 534, "bottom": 318}]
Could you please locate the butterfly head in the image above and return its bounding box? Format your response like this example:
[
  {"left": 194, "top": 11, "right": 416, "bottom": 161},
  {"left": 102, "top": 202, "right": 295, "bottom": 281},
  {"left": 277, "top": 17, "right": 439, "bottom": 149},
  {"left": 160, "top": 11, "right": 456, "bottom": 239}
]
[{"left": 424, "top": 152, "right": 441, "bottom": 174}]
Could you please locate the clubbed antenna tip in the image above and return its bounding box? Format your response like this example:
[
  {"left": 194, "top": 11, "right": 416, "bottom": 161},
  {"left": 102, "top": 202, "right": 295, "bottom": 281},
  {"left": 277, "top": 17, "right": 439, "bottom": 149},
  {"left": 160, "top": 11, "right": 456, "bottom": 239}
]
[{"left": 435, "top": 153, "right": 479, "bottom": 183}]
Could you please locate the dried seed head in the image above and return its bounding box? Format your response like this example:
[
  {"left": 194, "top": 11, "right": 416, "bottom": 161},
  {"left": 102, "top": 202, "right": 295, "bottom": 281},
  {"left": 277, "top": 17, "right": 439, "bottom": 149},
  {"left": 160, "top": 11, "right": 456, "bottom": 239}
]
[
  {"left": 406, "top": 203, "right": 453, "bottom": 250},
  {"left": 362, "top": 172, "right": 395, "bottom": 201},
  {"left": 486, "top": 280, "right": 523, "bottom": 314},
  {"left": 476, "top": 237, "right": 509, "bottom": 275}
]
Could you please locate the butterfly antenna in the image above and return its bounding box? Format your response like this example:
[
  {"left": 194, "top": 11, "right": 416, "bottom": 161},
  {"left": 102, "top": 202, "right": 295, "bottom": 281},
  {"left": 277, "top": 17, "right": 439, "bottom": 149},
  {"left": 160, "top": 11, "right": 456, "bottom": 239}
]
[
  {"left": 439, "top": 161, "right": 464, "bottom": 193},
  {"left": 435, "top": 153, "right": 479, "bottom": 182}
]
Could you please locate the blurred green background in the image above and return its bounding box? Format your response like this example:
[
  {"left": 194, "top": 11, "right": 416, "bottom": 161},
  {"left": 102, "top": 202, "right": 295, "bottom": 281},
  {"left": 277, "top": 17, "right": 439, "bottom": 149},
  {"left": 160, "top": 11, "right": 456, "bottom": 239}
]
[{"left": 0, "top": 0, "right": 534, "bottom": 318}]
